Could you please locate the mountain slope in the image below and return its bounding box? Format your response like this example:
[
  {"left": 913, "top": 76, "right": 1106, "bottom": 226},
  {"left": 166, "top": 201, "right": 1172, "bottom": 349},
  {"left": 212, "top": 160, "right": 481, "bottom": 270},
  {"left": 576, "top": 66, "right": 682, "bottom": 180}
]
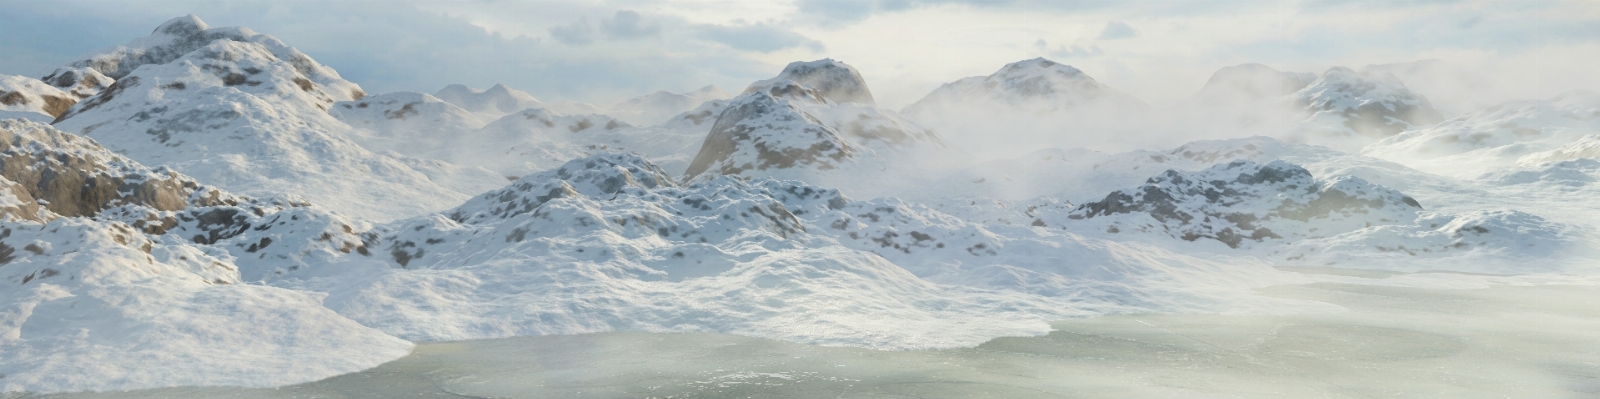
[
  {"left": 0, "top": 119, "right": 410, "bottom": 393},
  {"left": 49, "top": 16, "right": 488, "bottom": 222}
]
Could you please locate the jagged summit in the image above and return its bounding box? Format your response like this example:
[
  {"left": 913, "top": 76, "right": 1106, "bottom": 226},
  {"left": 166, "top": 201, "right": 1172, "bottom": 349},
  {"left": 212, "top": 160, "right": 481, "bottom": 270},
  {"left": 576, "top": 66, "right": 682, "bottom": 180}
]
[{"left": 745, "top": 59, "right": 876, "bottom": 106}]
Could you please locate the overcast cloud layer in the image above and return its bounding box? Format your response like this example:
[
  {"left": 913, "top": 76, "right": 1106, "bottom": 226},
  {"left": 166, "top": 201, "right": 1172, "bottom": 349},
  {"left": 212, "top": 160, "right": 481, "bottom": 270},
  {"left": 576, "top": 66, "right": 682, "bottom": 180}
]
[{"left": 1, "top": 0, "right": 1597, "bottom": 109}]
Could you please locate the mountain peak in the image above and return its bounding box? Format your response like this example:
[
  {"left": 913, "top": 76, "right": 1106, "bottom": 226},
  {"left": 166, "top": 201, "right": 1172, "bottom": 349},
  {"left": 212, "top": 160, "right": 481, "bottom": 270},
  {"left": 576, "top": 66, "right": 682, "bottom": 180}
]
[
  {"left": 154, "top": 14, "right": 210, "bottom": 36},
  {"left": 1290, "top": 65, "right": 1442, "bottom": 141},
  {"left": 745, "top": 59, "right": 875, "bottom": 106}
]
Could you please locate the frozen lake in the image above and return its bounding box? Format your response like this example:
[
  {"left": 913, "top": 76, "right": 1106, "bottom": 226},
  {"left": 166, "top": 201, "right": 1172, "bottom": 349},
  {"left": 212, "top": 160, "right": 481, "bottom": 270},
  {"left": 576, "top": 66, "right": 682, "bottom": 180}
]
[{"left": 12, "top": 273, "right": 1600, "bottom": 399}]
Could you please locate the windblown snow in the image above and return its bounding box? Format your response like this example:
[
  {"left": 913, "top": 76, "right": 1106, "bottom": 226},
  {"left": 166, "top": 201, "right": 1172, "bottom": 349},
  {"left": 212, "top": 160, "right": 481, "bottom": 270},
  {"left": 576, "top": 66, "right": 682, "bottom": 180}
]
[{"left": 2, "top": 14, "right": 1598, "bottom": 396}]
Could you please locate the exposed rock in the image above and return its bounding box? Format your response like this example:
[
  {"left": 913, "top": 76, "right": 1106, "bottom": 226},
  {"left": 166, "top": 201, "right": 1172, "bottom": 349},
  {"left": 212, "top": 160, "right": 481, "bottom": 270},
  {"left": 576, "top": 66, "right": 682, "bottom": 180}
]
[{"left": 1060, "top": 159, "right": 1422, "bottom": 248}]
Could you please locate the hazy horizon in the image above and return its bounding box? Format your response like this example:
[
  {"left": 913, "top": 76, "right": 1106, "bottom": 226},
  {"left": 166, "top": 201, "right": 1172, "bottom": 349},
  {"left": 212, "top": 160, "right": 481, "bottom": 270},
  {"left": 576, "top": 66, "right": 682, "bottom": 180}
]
[{"left": 4, "top": 0, "right": 1598, "bottom": 111}]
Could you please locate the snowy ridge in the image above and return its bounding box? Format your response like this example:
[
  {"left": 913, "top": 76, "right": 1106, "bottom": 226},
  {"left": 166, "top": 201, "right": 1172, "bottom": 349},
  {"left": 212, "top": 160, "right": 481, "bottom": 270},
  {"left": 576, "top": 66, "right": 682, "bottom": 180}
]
[
  {"left": 1286, "top": 67, "right": 1444, "bottom": 151},
  {"left": 1052, "top": 159, "right": 1422, "bottom": 249}
]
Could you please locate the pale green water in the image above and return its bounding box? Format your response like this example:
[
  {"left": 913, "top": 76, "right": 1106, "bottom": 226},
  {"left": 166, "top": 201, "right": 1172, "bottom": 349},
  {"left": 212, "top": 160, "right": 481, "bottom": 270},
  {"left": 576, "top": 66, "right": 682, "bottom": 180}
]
[{"left": 11, "top": 280, "right": 1600, "bottom": 398}]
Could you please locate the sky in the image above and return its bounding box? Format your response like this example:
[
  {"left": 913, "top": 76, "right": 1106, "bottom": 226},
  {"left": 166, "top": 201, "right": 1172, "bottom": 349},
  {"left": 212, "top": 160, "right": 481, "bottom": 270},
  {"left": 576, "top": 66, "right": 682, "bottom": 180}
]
[{"left": 1, "top": 0, "right": 1598, "bottom": 110}]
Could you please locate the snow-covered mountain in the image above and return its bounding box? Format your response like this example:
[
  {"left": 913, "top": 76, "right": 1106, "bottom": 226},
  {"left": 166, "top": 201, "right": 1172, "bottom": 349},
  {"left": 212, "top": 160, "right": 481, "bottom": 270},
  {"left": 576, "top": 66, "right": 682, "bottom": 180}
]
[
  {"left": 4, "top": 12, "right": 1600, "bottom": 396},
  {"left": 1285, "top": 67, "right": 1445, "bottom": 152},
  {"left": 1363, "top": 90, "right": 1600, "bottom": 177},
  {"left": 0, "top": 119, "right": 410, "bottom": 393},
  {"left": 608, "top": 85, "right": 732, "bottom": 126},
  {"left": 47, "top": 15, "right": 496, "bottom": 222},
  {"left": 901, "top": 58, "right": 1150, "bottom": 157},
  {"left": 684, "top": 60, "right": 962, "bottom": 197}
]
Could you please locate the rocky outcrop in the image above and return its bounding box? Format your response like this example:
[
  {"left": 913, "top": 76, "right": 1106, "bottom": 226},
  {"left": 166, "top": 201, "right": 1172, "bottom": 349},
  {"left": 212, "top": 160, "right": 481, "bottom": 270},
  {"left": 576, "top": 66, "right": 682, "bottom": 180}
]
[{"left": 1060, "top": 160, "right": 1423, "bottom": 248}]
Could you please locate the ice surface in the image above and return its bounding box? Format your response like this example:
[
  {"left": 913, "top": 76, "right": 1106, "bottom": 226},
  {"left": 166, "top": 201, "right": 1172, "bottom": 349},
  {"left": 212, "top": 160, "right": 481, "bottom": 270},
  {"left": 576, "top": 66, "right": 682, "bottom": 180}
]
[{"left": 18, "top": 278, "right": 1600, "bottom": 399}]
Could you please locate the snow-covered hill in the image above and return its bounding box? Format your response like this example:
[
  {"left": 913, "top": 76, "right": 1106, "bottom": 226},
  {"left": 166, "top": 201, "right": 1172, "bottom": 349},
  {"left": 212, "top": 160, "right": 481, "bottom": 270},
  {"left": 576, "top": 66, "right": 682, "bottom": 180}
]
[
  {"left": 1051, "top": 159, "right": 1423, "bottom": 249},
  {"left": 0, "top": 119, "right": 410, "bottom": 393},
  {"left": 901, "top": 58, "right": 1150, "bottom": 156},
  {"left": 685, "top": 61, "right": 961, "bottom": 197},
  {"left": 0, "top": 75, "right": 76, "bottom": 120},
  {"left": 48, "top": 16, "right": 495, "bottom": 222},
  {"left": 1285, "top": 67, "right": 1444, "bottom": 152}
]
